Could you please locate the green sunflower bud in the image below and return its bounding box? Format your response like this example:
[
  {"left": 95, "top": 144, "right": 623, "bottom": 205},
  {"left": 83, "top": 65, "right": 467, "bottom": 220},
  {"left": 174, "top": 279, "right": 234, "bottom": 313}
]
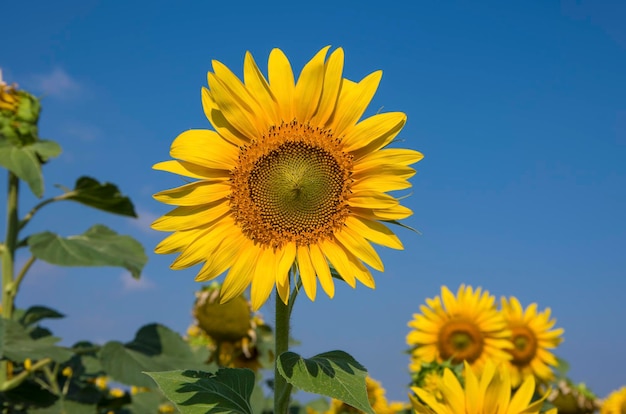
[
  {"left": 0, "top": 80, "right": 41, "bottom": 146},
  {"left": 193, "top": 284, "right": 251, "bottom": 342}
]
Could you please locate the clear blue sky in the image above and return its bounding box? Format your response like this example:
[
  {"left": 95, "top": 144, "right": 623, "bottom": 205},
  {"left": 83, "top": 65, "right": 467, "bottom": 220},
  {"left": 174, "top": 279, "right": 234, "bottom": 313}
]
[{"left": 1, "top": 0, "right": 625, "bottom": 402}]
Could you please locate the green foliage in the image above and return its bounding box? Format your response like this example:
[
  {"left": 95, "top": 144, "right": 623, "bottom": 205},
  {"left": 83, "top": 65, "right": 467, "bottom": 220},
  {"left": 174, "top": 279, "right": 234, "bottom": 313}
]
[
  {"left": 100, "top": 324, "right": 210, "bottom": 388},
  {"left": 28, "top": 225, "right": 147, "bottom": 279},
  {"left": 277, "top": 351, "right": 375, "bottom": 414},
  {"left": 16, "top": 306, "right": 65, "bottom": 327},
  {"left": 0, "top": 139, "right": 61, "bottom": 197},
  {"left": 0, "top": 319, "right": 73, "bottom": 363},
  {"left": 146, "top": 368, "right": 256, "bottom": 414},
  {"left": 61, "top": 176, "right": 137, "bottom": 217}
]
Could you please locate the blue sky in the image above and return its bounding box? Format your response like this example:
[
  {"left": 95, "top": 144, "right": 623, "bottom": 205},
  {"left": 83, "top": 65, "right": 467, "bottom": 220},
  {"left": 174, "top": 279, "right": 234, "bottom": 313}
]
[{"left": 1, "top": 0, "right": 625, "bottom": 403}]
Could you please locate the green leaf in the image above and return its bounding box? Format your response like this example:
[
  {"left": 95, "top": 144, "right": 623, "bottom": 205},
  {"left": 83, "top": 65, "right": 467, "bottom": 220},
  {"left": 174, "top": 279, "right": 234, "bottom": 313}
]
[
  {"left": 100, "top": 324, "right": 208, "bottom": 388},
  {"left": 126, "top": 391, "right": 167, "bottom": 414},
  {"left": 61, "top": 176, "right": 137, "bottom": 217},
  {"left": 0, "top": 141, "right": 44, "bottom": 197},
  {"left": 28, "top": 400, "right": 97, "bottom": 414},
  {"left": 0, "top": 319, "right": 73, "bottom": 362},
  {"left": 146, "top": 368, "right": 255, "bottom": 414},
  {"left": 31, "top": 140, "right": 62, "bottom": 162},
  {"left": 19, "top": 305, "right": 65, "bottom": 327},
  {"left": 277, "top": 351, "right": 374, "bottom": 414},
  {"left": 28, "top": 225, "right": 147, "bottom": 279}
]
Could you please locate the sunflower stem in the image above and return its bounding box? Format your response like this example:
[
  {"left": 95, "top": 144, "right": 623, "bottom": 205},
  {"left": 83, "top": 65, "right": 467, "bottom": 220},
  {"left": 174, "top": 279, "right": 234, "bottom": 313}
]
[{"left": 274, "top": 270, "right": 297, "bottom": 414}]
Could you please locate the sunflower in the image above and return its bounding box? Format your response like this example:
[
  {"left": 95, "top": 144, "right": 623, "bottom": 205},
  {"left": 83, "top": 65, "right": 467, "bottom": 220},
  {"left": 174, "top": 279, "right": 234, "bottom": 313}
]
[
  {"left": 153, "top": 47, "right": 422, "bottom": 310},
  {"left": 601, "top": 386, "right": 626, "bottom": 414},
  {"left": 410, "top": 360, "right": 555, "bottom": 414},
  {"left": 406, "top": 285, "right": 512, "bottom": 373},
  {"left": 500, "top": 297, "right": 564, "bottom": 388}
]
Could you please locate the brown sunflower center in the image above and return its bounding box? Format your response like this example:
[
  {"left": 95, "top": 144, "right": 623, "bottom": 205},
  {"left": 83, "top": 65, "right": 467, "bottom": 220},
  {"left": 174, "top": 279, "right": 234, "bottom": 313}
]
[
  {"left": 230, "top": 121, "right": 353, "bottom": 248},
  {"left": 508, "top": 325, "right": 538, "bottom": 367},
  {"left": 437, "top": 319, "right": 484, "bottom": 363}
]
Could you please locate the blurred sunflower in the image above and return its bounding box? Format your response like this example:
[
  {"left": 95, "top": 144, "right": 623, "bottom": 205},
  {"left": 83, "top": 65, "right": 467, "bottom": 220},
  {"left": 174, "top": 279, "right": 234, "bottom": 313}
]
[
  {"left": 500, "top": 297, "right": 564, "bottom": 387},
  {"left": 187, "top": 283, "right": 273, "bottom": 371},
  {"left": 407, "top": 285, "right": 512, "bottom": 373},
  {"left": 152, "top": 46, "right": 423, "bottom": 310},
  {"left": 410, "top": 360, "right": 555, "bottom": 414},
  {"left": 309, "top": 376, "right": 402, "bottom": 414},
  {"left": 601, "top": 386, "right": 626, "bottom": 414}
]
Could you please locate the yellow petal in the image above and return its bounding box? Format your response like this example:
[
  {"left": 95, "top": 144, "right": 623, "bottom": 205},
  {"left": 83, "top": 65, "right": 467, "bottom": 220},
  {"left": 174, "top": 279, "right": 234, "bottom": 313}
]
[
  {"left": 328, "top": 71, "right": 382, "bottom": 136},
  {"left": 208, "top": 72, "right": 263, "bottom": 140},
  {"left": 318, "top": 239, "right": 356, "bottom": 288},
  {"left": 354, "top": 148, "right": 424, "bottom": 170},
  {"left": 343, "top": 112, "right": 406, "bottom": 154},
  {"left": 212, "top": 59, "right": 272, "bottom": 130},
  {"left": 170, "top": 129, "right": 238, "bottom": 168},
  {"left": 220, "top": 239, "right": 259, "bottom": 303},
  {"left": 309, "top": 243, "right": 334, "bottom": 298},
  {"left": 344, "top": 216, "right": 403, "bottom": 249},
  {"left": 276, "top": 243, "right": 296, "bottom": 304},
  {"left": 297, "top": 245, "right": 317, "bottom": 301},
  {"left": 348, "top": 190, "right": 399, "bottom": 209},
  {"left": 294, "top": 46, "right": 330, "bottom": 122},
  {"left": 153, "top": 181, "right": 230, "bottom": 206},
  {"left": 151, "top": 201, "right": 230, "bottom": 231},
  {"left": 194, "top": 230, "right": 245, "bottom": 282},
  {"left": 153, "top": 160, "right": 229, "bottom": 181},
  {"left": 201, "top": 87, "right": 249, "bottom": 147},
  {"left": 311, "top": 47, "right": 344, "bottom": 126},
  {"left": 268, "top": 48, "right": 295, "bottom": 122},
  {"left": 244, "top": 51, "right": 279, "bottom": 125},
  {"left": 351, "top": 205, "right": 414, "bottom": 221},
  {"left": 250, "top": 247, "right": 278, "bottom": 311}
]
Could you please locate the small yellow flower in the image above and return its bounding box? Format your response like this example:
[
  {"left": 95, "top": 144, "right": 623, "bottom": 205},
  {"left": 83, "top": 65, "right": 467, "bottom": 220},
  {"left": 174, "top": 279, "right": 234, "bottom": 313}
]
[
  {"left": 158, "top": 402, "right": 177, "bottom": 413},
  {"left": 601, "top": 386, "right": 626, "bottom": 414},
  {"left": 130, "top": 385, "right": 150, "bottom": 395},
  {"left": 109, "top": 388, "right": 125, "bottom": 398},
  {"left": 24, "top": 358, "right": 32, "bottom": 371},
  {"left": 61, "top": 366, "right": 73, "bottom": 377},
  {"left": 94, "top": 376, "right": 108, "bottom": 390}
]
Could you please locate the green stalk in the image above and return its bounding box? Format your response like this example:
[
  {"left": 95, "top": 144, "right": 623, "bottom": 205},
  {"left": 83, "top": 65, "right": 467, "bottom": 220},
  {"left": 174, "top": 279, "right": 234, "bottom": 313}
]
[
  {"left": 274, "top": 269, "right": 301, "bottom": 414},
  {"left": 2, "top": 172, "right": 19, "bottom": 319},
  {"left": 274, "top": 293, "right": 292, "bottom": 414},
  {"left": 1, "top": 172, "right": 19, "bottom": 387}
]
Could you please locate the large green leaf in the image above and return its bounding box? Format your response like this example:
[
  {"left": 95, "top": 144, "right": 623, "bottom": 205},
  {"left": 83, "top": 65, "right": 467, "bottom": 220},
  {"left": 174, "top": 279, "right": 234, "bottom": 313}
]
[
  {"left": 0, "top": 142, "right": 41, "bottom": 197},
  {"left": 100, "top": 324, "right": 208, "bottom": 388},
  {"left": 0, "top": 319, "right": 73, "bottom": 362},
  {"left": 277, "top": 351, "right": 374, "bottom": 414},
  {"left": 61, "top": 176, "right": 137, "bottom": 217},
  {"left": 28, "top": 225, "right": 147, "bottom": 279},
  {"left": 126, "top": 390, "right": 166, "bottom": 414},
  {"left": 145, "top": 368, "right": 255, "bottom": 414}
]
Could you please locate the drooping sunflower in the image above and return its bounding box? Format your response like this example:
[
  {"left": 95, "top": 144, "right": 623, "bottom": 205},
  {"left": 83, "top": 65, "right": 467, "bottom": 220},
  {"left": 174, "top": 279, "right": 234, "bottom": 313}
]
[
  {"left": 500, "top": 296, "right": 564, "bottom": 388},
  {"left": 406, "top": 285, "right": 513, "bottom": 373},
  {"left": 410, "top": 360, "right": 555, "bottom": 414},
  {"left": 601, "top": 386, "right": 626, "bottom": 414},
  {"left": 153, "top": 47, "right": 423, "bottom": 310}
]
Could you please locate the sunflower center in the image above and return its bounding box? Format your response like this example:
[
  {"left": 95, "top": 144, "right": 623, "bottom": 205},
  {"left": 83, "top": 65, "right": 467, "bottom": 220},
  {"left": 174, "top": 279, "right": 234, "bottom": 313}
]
[
  {"left": 437, "top": 319, "right": 484, "bottom": 364},
  {"left": 230, "top": 121, "right": 353, "bottom": 248},
  {"left": 508, "top": 325, "right": 538, "bottom": 367}
]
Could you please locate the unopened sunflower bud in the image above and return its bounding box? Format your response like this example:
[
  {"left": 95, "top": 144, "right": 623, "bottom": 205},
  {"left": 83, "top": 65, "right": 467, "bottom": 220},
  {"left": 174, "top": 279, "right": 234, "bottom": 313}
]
[
  {"left": 62, "top": 366, "right": 73, "bottom": 377},
  {"left": 0, "top": 73, "right": 41, "bottom": 146},
  {"left": 193, "top": 285, "right": 251, "bottom": 342}
]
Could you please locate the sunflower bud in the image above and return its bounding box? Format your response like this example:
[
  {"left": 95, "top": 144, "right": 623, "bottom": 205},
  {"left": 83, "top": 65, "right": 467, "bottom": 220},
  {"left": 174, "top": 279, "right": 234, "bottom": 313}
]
[
  {"left": 547, "top": 379, "right": 599, "bottom": 414},
  {"left": 193, "top": 284, "right": 251, "bottom": 342},
  {"left": 0, "top": 74, "right": 41, "bottom": 146}
]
